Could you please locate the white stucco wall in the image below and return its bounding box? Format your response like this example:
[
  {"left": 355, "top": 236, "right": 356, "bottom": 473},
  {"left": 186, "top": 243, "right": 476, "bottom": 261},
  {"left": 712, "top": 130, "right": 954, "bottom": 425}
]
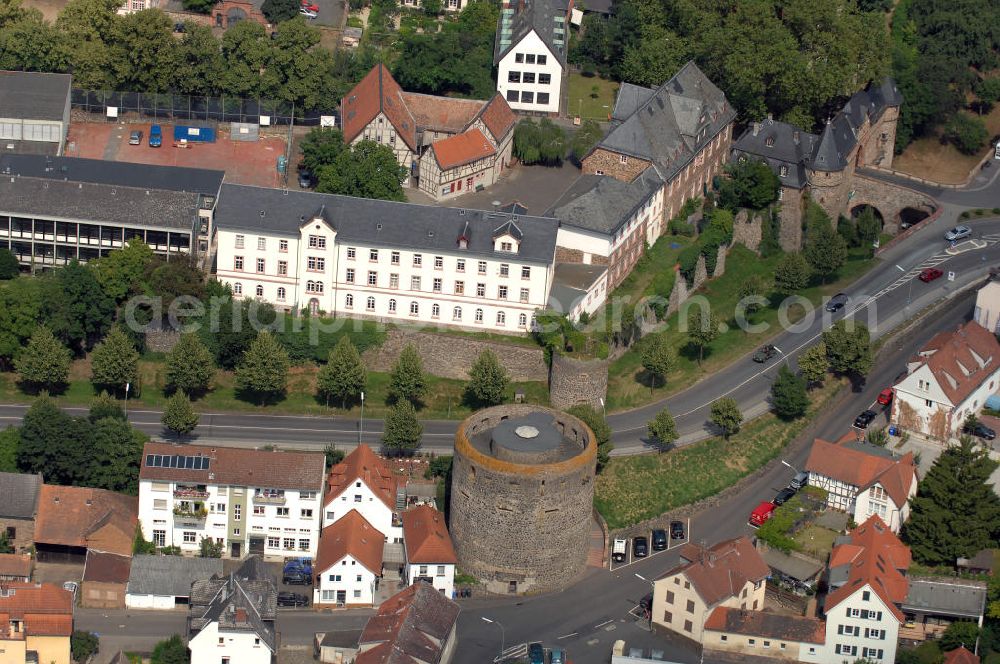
[
  {"left": 496, "top": 31, "right": 563, "bottom": 114},
  {"left": 822, "top": 586, "right": 900, "bottom": 664},
  {"left": 404, "top": 562, "right": 455, "bottom": 598},
  {"left": 190, "top": 621, "right": 273, "bottom": 664},
  {"left": 314, "top": 553, "right": 380, "bottom": 606},
  {"left": 324, "top": 483, "right": 399, "bottom": 543}
]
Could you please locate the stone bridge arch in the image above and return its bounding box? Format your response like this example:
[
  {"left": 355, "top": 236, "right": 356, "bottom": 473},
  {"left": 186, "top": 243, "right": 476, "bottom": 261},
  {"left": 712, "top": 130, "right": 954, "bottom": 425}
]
[{"left": 848, "top": 175, "right": 937, "bottom": 234}]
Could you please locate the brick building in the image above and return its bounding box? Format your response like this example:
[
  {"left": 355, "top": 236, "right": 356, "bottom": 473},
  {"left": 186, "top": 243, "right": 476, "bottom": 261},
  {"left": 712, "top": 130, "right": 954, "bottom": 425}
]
[{"left": 33, "top": 484, "right": 137, "bottom": 563}]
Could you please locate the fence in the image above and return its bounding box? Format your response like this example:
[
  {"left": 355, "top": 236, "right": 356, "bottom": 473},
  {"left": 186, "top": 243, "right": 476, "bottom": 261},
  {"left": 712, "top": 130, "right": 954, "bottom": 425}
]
[{"left": 70, "top": 89, "right": 336, "bottom": 127}]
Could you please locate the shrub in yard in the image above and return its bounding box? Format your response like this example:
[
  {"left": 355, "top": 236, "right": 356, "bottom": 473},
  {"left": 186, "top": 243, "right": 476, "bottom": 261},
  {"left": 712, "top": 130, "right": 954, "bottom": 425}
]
[
  {"left": 71, "top": 630, "right": 99, "bottom": 662},
  {"left": 756, "top": 496, "right": 805, "bottom": 552}
]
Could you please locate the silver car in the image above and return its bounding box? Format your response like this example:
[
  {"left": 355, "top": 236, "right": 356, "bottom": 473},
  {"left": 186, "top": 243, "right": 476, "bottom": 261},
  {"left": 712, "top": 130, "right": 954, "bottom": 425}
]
[
  {"left": 128, "top": 129, "right": 143, "bottom": 145},
  {"left": 944, "top": 225, "right": 971, "bottom": 242}
]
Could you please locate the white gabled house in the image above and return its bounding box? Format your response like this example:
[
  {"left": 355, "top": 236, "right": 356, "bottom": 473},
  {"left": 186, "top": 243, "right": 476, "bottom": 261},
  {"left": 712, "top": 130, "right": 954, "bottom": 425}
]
[
  {"left": 402, "top": 505, "right": 457, "bottom": 598},
  {"left": 891, "top": 320, "right": 1000, "bottom": 440},
  {"left": 494, "top": 0, "right": 569, "bottom": 115},
  {"left": 313, "top": 509, "right": 384, "bottom": 607},
  {"left": 322, "top": 444, "right": 401, "bottom": 543}
]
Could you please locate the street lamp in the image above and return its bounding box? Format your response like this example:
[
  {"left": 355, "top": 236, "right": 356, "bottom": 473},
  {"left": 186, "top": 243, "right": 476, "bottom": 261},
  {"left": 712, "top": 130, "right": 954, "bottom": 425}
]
[
  {"left": 781, "top": 459, "right": 799, "bottom": 473},
  {"left": 635, "top": 574, "right": 654, "bottom": 625},
  {"left": 895, "top": 264, "right": 914, "bottom": 305},
  {"left": 481, "top": 616, "right": 504, "bottom": 661},
  {"left": 359, "top": 391, "right": 365, "bottom": 445},
  {"left": 124, "top": 382, "right": 131, "bottom": 417},
  {"left": 773, "top": 345, "right": 789, "bottom": 367}
]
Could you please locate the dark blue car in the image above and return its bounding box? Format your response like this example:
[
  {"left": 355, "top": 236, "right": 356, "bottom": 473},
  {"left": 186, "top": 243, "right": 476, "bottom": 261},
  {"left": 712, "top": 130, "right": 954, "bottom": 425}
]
[{"left": 528, "top": 643, "right": 544, "bottom": 664}]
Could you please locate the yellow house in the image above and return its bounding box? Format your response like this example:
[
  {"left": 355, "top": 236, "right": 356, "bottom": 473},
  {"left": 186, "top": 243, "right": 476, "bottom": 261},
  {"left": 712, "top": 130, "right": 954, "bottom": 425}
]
[
  {"left": 651, "top": 537, "right": 769, "bottom": 642},
  {"left": 0, "top": 583, "right": 73, "bottom": 664}
]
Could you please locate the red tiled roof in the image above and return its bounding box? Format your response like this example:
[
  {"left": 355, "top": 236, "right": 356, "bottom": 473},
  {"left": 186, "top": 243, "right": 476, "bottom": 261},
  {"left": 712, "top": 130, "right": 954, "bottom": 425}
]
[
  {"left": 324, "top": 444, "right": 397, "bottom": 511},
  {"left": 83, "top": 550, "right": 132, "bottom": 584},
  {"left": 944, "top": 647, "right": 980, "bottom": 664},
  {"left": 805, "top": 439, "right": 916, "bottom": 506},
  {"left": 140, "top": 442, "right": 325, "bottom": 491},
  {"left": 825, "top": 515, "right": 910, "bottom": 623},
  {"left": 399, "top": 92, "right": 482, "bottom": 134},
  {"left": 477, "top": 94, "right": 517, "bottom": 142},
  {"left": 703, "top": 606, "right": 826, "bottom": 644},
  {"left": 661, "top": 537, "right": 769, "bottom": 607},
  {"left": 908, "top": 321, "right": 1000, "bottom": 405},
  {"left": 341, "top": 64, "right": 417, "bottom": 151},
  {"left": 357, "top": 583, "right": 460, "bottom": 664},
  {"left": 402, "top": 505, "right": 457, "bottom": 565},
  {"left": 0, "top": 554, "right": 31, "bottom": 579},
  {"left": 22, "top": 614, "right": 72, "bottom": 637},
  {"left": 0, "top": 584, "right": 73, "bottom": 626},
  {"left": 34, "top": 484, "right": 137, "bottom": 556},
  {"left": 430, "top": 129, "right": 496, "bottom": 171},
  {"left": 316, "top": 510, "right": 384, "bottom": 576}
]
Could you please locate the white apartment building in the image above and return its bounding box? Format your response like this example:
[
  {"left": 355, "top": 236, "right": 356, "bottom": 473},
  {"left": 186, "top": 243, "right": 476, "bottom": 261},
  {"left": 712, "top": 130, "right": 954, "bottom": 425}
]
[
  {"left": 402, "top": 505, "right": 457, "bottom": 598},
  {"left": 891, "top": 320, "right": 1000, "bottom": 440},
  {"left": 314, "top": 510, "right": 383, "bottom": 607},
  {"left": 138, "top": 442, "right": 326, "bottom": 559},
  {"left": 974, "top": 279, "right": 1000, "bottom": 334},
  {"left": 322, "top": 444, "right": 401, "bottom": 543},
  {"left": 494, "top": 0, "right": 568, "bottom": 114},
  {"left": 212, "top": 184, "right": 559, "bottom": 334}
]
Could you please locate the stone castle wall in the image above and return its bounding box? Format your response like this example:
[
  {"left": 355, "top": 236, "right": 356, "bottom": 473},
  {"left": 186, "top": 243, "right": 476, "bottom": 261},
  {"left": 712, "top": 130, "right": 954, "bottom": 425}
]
[
  {"left": 449, "top": 405, "right": 597, "bottom": 595},
  {"left": 549, "top": 353, "right": 609, "bottom": 411},
  {"left": 732, "top": 209, "right": 763, "bottom": 253}
]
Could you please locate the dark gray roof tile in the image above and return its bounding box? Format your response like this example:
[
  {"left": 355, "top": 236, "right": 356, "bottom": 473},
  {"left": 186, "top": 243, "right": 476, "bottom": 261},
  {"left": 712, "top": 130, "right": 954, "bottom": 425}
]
[
  {"left": 127, "top": 554, "right": 224, "bottom": 597},
  {"left": 0, "top": 71, "right": 70, "bottom": 122},
  {"left": 546, "top": 170, "right": 662, "bottom": 235},
  {"left": 0, "top": 472, "right": 42, "bottom": 520}
]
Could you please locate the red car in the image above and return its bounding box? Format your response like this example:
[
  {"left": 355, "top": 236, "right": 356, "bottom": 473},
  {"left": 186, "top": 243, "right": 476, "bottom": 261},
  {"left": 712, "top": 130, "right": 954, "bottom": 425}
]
[
  {"left": 877, "top": 388, "right": 893, "bottom": 406},
  {"left": 919, "top": 267, "right": 943, "bottom": 282},
  {"left": 301, "top": 0, "right": 319, "bottom": 10}
]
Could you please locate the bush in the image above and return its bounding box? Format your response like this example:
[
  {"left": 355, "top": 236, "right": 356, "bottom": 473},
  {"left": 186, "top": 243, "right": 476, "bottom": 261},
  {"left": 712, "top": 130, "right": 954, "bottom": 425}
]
[
  {"left": 71, "top": 631, "right": 99, "bottom": 662},
  {"left": 944, "top": 114, "right": 989, "bottom": 155},
  {"left": 668, "top": 217, "right": 695, "bottom": 236}
]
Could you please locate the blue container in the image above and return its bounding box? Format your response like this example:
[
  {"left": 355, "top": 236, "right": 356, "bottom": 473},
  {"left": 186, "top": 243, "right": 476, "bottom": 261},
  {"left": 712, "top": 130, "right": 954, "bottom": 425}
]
[
  {"left": 277, "top": 155, "right": 287, "bottom": 174},
  {"left": 173, "top": 125, "right": 216, "bottom": 143}
]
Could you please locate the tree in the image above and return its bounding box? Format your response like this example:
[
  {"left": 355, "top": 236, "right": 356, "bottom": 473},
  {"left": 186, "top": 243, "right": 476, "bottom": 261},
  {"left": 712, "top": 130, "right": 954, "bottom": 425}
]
[
  {"left": 421, "top": 0, "right": 441, "bottom": 14},
  {"left": 977, "top": 77, "right": 1000, "bottom": 105},
  {"left": 162, "top": 391, "right": 200, "bottom": 437},
  {"left": 17, "top": 394, "right": 86, "bottom": 485},
  {"left": 710, "top": 397, "right": 742, "bottom": 439},
  {"left": 866, "top": 427, "right": 888, "bottom": 447},
  {"left": 198, "top": 535, "right": 224, "bottom": 557},
  {"left": 903, "top": 437, "right": 1000, "bottom": 565},
  {"left": 944, "top": 114, "right": 989, "bottom": 155},
  {"left": 181, "top": 0, "right": 216, "bottom": 11},
  {"left": 0, "top": 248, "right": 18, "bottom": 279},
  {"left": 736, "top": 274, "right": 770, "bottom": 317},
  {"left": 261, "top": 0, "right": 298, "bottom": 23},
  {"left": 640, "top": 333, "right": 676, "bottom": 389},
  {"left": 86, "top": 417, "right": 147, "bottom": 493},
  {"left": 147, "top": 257, "right": 207, "bottom": 309},
  {"left": 107, "top": 9, "right": 180, "bottom": 93},
  {"left": 89, "top": 391, "right": 126, "bottom": 423},
  {"left": 686, "top": 307, "right": 720, "bottom": 365},
  {"left": 719, "top": 159, "right": 781, "bottom": 211},
  {"left": 166, "top": 334, "right": 215, "bottom": 396},
  {"left": 43, "top": 261, "right": 115, "bottom": 352},
  {"left": 571, "top": 119, "right": 603, "bottom": 161},
  {"left": 316, "top": 336, "right": 366, "bottom": 408},
  {"left": 93, "top": 237, "right": 154, "bottom": 303},
  {"left": 467, "top": 349, "right": 510, "bottom": 406},
  {"left": 804, "top": 214, "right": 848, "bottom": 283},
  {"left": 513, "top": 119, "right": 567, "bottom": 166},
  {"left": 856, "top": 208, "right": 882, "bottom": 250},
  {"left": 773, "top": 253, "right": 811, "bottom": 295},
  {"left": 300, "top": 127, "right": 346, "bottom": 173},
  {"left": 234, "top": 331, "right": 290, "bottom": 404},
  {"left": 647, "top": 407, "right": 678, "bottom": 448},
  {"left": 382, "top": 400, "right": 423, "bottom": 455},
  {"left": 798, "top": 343, "right": 829, "bottom": 387},
  {"left": 173, "top": 23, "right": 225, "bottom": 94},
  {"left": 0, "top": 278, "right": 42, "bottom": 368},
  {"left": 0, "top": 427, "right": 18, "bottom": 473},
  {"left": 823, "top": 320, "right": 873, "bottom": 377},
  {"left": 151, "top": 635, "right": 189, "bottom": 664},
  {"left": 133, "top": 523, "right": 157, "bottom": 554},
  {"left": 770, "top": 365, "right": 808, "bottom": 420},
  {"left": 568, "top": 404, "right": 612, "bottom": 471},
  {"left": 90, "top": 326, "right": 139, "bottom": 395},
  {"left": 389, "top": 344, "right": 427, "bottom": 405},
  {"left": 323, "top": 444, "right": 345, "bottom": 468},
  {"left": 71, "top": 631, "right": 100, "bottom": 663},
  {"left": 201, "top": 295, "right": 277, "bottom": 370},
  {"left": 940, "top": 622, "right": 980, "bottom": 653},
  {"left": 15, "top": 326, "right": 71, "bottom": 392},
  {"left": 315, "top": 140, "right": 407, "bottom": 201}
]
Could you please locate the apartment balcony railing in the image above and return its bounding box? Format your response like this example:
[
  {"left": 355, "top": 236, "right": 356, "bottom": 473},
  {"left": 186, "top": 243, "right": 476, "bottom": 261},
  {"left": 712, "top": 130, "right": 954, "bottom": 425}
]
[
  {"left": 174, "top": 487, "right": 210, "bottom": 499},
  {"left": 253, "top": 492, "right": 286, "bottom": 505},
  {"left": 173, "top": 506, "right": 208, "bottom": 520}
]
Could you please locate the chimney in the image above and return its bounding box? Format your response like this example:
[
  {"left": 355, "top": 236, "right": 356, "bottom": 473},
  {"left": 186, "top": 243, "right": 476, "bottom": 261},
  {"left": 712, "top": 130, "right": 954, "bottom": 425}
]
[
  {"left": 766, "top": 113, "right": 772, "bottom": 122},
  {"left": 793, "top": 131, "right": 800, "bottom": 145},
  {"left": 751, "top": 122, "right": 761, "bottom": 137}
]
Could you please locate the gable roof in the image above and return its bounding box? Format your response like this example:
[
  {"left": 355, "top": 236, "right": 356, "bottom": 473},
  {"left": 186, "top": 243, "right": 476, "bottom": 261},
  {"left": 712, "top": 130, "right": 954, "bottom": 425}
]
[
  {"left": 0, "top": 583, "right": 73, "bottom": 637},
  {"left": 316, "top": 509, "right": 385, "bottom": 575},
  {"left": 546, "top": 169, "right": 663, "bottom": 235},
  {"left": 476, "top": 94, "right": 517, "bottom": 143},
  {"left": 703, "top": 606, "right": 825, "bottom": 644},
  {"left": 342, "top": 64, "right": 417, "bottom": 151},
  {"left": 140, "top": 441, "right": 325, "bottom": 492},
  {"left": 0, "top": 71, "right": 70, "bottom": 122},
  {"left": 731, "top": 118, "right": 819, "bottom": 189},
  {"left": 592, "top": 61, "right": 734, "bottom": 183},
  {"left": 402, "top": 505, "right": 457, "bottom": 565},
  {"left": 904, "top": 321, "right": 1000, "bottom": 406},
  {"left": 0, "top": 554, "right": 31, "bottom": 579},
  {"left": 944, "top": 646, "right": 981, "bottom": 664},
  {"left": 399, "top": 92, "right": 483, "bottom": 136},
  {"left": 189, "top": 556, "right": 277, "bottom": 651},
  {"left": 0, "top": 471, "right": 41, "bottom": 520},
  {"left": 83, "top": 550, "right": 132, "bottom": 585},
  {"left": 324, "top": 444, "right": 397, "bottom": 511},
  {"left": 826, "top": 515, "right": 910, "bottom": 623},
  {"left": 127, "top": 554, "right": 224, "bottom": 597},
  {"left": 611, "top": 82, "right": 655, "bottom": 123},
  {"left": 430, "top": 128, "right": 497, "bottom": 171},
  {"left": 662, "top": 537, "right": 769, "bottom": 607},
  {"left": 34, "top": 484, "right": 137, "bottom": 555},
  {"left": 805, "top": 438, "right": 916, "bottom": 505},
  {"left": 357, "top": 583, "right": 460, "bottom": 664},
  {"left": 495, "top": 0, "right": 570, "bottom": 66}
]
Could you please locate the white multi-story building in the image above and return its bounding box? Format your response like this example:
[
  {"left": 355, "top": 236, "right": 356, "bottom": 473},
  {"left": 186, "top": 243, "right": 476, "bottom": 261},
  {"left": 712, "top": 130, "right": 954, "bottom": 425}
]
[
  {"left": 891, "top": 320, "right": 1000, "bottom": 440},
  {"left": 974, "top": 279, "right": 1000, "bottom": 334},
  {"left": 212, "top": 184, "right": 558, "bottom": 334},
  {"left": 494, "top": 0, "right": 568, "bottom": 115},
  {"left": 314, "top": 509, "right": 383, "bottom": 607},
  {"left": 137, "top": 442, "right": 326, "bottom": 560},
  {"left": 322, "top": 444, "right": 401, "bottom": 543},
  {"left": 401, "top": 505, "right": 457, "bottom": 598}
]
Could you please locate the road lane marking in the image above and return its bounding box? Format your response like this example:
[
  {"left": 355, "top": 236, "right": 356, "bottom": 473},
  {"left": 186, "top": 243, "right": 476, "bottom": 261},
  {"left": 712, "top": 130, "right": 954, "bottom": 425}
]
[
  {"left": 593, "top": 619, "right": 613, "bottom": 629},
  {"left": 557, "top": 632, "right": 578, "bottom": 639}
]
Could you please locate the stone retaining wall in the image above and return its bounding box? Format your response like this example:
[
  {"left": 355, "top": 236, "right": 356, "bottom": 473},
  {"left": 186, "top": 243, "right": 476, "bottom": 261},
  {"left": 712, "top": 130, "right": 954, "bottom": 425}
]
[{"left": 732, "top": 209, "right": 763, "bottom": 253}]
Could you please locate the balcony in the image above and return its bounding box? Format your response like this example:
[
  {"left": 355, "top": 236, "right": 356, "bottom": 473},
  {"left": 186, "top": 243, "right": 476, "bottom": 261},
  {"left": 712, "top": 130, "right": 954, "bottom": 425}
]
[
  {"left": 173, "top": 504, "right": 208, "bottom": 520},
  {"left": 174, "top": 485, "right": 210, "bottom": 499},
  {"left": 253, "top": 490, "right": 286, "bottom": 505}
]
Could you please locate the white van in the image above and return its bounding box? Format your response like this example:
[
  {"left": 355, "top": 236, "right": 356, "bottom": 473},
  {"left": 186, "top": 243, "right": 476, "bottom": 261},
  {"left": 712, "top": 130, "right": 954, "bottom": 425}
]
[
  {"left": 612, "top": 538, "right": 627, "bottom": 562},
  {"left": 790, "top": 471, "right": 809, "bottom": 490}
]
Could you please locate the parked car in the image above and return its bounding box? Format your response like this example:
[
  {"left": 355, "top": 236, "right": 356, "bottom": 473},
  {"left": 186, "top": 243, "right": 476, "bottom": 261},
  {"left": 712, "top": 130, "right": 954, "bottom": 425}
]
[
  {"left": 148, "top": 124, "right": 162, "bottom": 147},
  {"left": 651, "top": 529, "right": 667, "bottom": 551},
  {"left": 964, "top": 422, "right": 997, "bottom": 441},
  {"left": 749, "top": 501, "right": 776, "bottom": 528},
  {"left": 790, "top": 471, "right": 809, "bottom": 490},
  {"left": 298, "top": 168, "right": 314, "bottom": 188},
  {"left": 283, "top": 572, "right": 311, "bottom": 585},
  {"left": 877, "top": 388, "right": 894, "bottom": 406},
  {"left": 853, "top": 409, "right": 877, "bottom": 429},
  {"left": 128, "top": 129, "right": 143, "bottom": 145},
  {"left": 62, "top": 581, "right": 78, "bottom": 602},
  {"left": 301, "top": 0, "right": 320, "bottom": 10},
  {"left": 548, "top": 649, "right": 566, "bottom": 664},
  {"left": 825, "top": 292, "right": 849, "bottom": 313},
  {"left": 528, "top": 642, "right": 545, "bottom": 664},
  {"left": 773, "top": 487, "right": 796, "bottom": 506},
  {"left": 299, "top": 7, "right": 318, "bottom": 17},
  {"left": 633, "top": 536, "right": 648, "bottom": 558},
  {"left": 612, "top": 538, "right": 627, "bottom": 563},
  {"left": 277, "top": 592, "right": 309, "bottom": 607},
  {"left": 944, "top": 225, "right": 972, "bottom": 242},
  {"left": 753, "top": 344, "right": 777, "bottom": 363},
  {"left": 670, "top": 520, "right": 685, "bottom": 540},
  {"left": 919, "top": 267, "right": 943, "bottom": 282}
]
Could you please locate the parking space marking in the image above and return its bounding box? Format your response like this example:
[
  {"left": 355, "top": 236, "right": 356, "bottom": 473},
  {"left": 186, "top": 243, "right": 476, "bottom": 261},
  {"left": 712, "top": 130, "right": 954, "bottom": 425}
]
[{"left": 557, "top": 632, "right": 578, "bottom": 640}]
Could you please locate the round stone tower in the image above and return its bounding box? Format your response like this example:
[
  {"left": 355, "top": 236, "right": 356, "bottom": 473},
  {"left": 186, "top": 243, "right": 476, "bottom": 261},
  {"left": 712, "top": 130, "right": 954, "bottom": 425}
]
[{"left": 449, "top": 405, "right": 597, "bottom": 595}]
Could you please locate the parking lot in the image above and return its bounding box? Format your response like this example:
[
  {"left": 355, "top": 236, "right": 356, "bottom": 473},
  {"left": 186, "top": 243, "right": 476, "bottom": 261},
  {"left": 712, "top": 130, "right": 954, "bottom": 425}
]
[
  {"left": 608, "top": 518, "right": 691, "bottom": 573},
  {"left": 65, "top": 121, "right": 290, "bottom": 188}
]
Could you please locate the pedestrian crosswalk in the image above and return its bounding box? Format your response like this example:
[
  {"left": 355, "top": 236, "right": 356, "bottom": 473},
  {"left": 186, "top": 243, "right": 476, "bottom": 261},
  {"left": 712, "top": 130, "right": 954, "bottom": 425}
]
[{"left": 871, "top": 252, "right": 950, "bottom": 300}]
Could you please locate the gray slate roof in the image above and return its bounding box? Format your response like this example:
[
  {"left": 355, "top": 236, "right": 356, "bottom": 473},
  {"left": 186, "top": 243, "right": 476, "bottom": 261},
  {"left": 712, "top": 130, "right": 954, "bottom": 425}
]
[
  {"left": 495, "top": 0, "right": 569, "bottom": 65},
  {"left": 190, "top": 555, "right": 277, "bottom": 651},
  {"left": 0, "top": 71, "right": 70, "bottom": 122},
  {"left": 127, "top": 554, "right": 224, "bottom": 598},
  {"left": 593, "top": 61, "right": 735, "bottom": 183},
  {"left": 903, "top": 577, "right": 987, "bottom": 619},
  {"left": 0, "top": 472, "right": 41, "bottom": 519},
  {"left": 546, "top": 170, "right": 662, "bottom": 236},
  {"left": 215, "top": 184, "right": 559, "bottom": 266},
  {"left": 731, "top": 119, "right": 819, "bottom": 189},
  {"left": 611, "top": 83, "right": 655, "bottom": 124},
  {"left": 759, "top": 546, "right": 823, "bottom": 583},
  {"left": 549, "top": 262, "right": 606, "bottom": 313}
]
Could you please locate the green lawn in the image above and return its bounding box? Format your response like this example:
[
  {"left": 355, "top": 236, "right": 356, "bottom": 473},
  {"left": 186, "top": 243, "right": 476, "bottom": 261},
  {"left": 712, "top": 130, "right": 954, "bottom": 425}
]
[
  {"left": 605, "top": 245, "right": 877, "bottom": 411},
  {"left": 594, "top": 379, "right": 842, "bottom": 529},
  {"left": 567, "top": 72, "right": 619, "bottom": 120},
  {"left": 793, "top": 524, "right": 840, "bottom": 559}
]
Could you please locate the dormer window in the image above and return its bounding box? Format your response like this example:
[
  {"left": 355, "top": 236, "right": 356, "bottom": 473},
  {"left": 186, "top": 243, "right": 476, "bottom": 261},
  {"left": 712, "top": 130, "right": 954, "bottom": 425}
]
[
  {"left": 779, "top": 165, "right": 788, "bottom": 177},
  {"left": 501, "top": 241, "right": 513, "bottom": 252},
  {"left": 765, "top": 137, "right": 774, "bottom": 147}
]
